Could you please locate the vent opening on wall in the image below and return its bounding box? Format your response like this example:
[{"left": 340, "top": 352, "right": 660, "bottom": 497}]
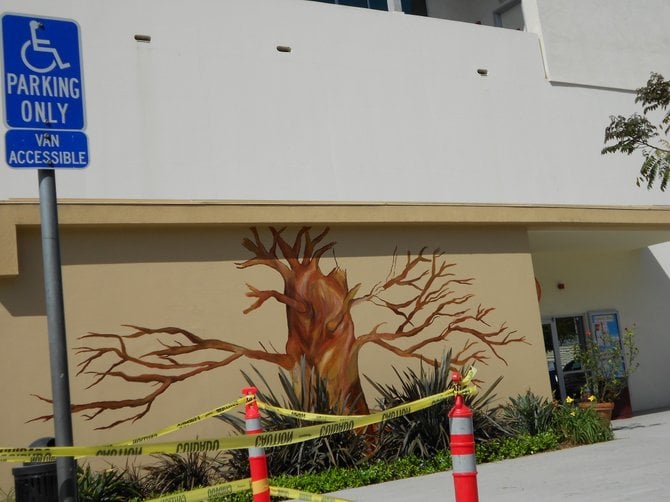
[
  {"left": 276, "top": 45, "right": 292, "bottom": 53},
  {"left": 134, "top": 34, "right": 151, "bottom": 43},
  {"left": 477, "top": 68, "right": 489, "bottom": 76}
]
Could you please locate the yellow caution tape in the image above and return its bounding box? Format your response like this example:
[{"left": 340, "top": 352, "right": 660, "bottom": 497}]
[
  {"left": 251, "top": 478, "right": 269, "bottom": 494},
  {"left": 0, "top": 436, "right": 250, "bottom": 463},
  {"left": 270, "top": 486, "right": 353, "bottom": 502},
  {"left": 142, "top": 479, "right": 352, "bottom": 502},
  {"left": 0, "top": 396, "right": 250, "bottom": 463},
  {"left": 115, "top": 396, "right": 249, "bottom": 446},
  {"left": 0, "top": 383, "right": 476, "bottom": 462},
  {"left": 460, "top": 366, "right": 477, "bottom": 386},
  {"left": 144, "top": 478, "right": 252, "bottom": 502},
  {"left": 0, "top": 396, "right": 250, "bottom": 462},
  {"left": 256, "top": 401, "right": 366, "bottom": 423}
]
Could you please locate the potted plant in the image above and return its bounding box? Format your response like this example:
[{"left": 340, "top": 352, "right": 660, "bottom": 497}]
[{"left": 575, "top": 325, "right": 639, "bottom": 422}]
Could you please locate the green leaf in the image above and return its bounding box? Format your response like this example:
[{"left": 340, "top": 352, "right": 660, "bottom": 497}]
[{"left": 602, "top": 72, "right": 670, "bottom": 190}]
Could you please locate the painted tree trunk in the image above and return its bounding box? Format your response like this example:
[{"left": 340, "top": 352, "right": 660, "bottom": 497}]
[{"left": 284, "top": 262, "right": 368, "bottom": 414}]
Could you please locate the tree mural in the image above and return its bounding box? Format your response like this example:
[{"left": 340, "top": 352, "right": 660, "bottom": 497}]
[{"left": 33, "top": 227, "right": 526, "bottom": 429}]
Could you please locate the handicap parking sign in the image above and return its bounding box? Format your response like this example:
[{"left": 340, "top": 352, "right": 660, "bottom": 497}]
[{"left": 2, "top": 13, "right": 88, "bottom": 168}]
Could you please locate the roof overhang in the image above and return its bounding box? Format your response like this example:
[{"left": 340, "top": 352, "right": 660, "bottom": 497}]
[{"left": 2, "top": 200, "right": 670, "bottom": 276}]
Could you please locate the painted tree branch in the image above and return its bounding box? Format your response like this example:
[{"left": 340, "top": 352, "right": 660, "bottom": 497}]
[
  {"left": 354, "top": 248, "right": 526, "bottom": 365},
  {"left": 32, "top": 325, "right": 293, "bottom": 429}
]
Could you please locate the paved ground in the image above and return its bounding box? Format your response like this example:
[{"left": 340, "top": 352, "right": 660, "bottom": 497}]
[{"left": 327, "top": 409, "right": 670, "bottom": 501}]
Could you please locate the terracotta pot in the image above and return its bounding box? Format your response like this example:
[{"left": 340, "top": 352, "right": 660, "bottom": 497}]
[{"left": 578, "top": 401, "right": 615, "bottom": 426}]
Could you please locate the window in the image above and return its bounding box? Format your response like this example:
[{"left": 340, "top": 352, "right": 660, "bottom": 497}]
[
  {"left": 543, "top": 315, "right": 588, "bottom": 401},
  {"left": 309, "top": 0, "right": 427, "bottom": 15},
  {"left": 312, "top": 0, "right": 389, "bottom": 11},
  {"left": 543, "top": 311, "right": 626, "bottom": 403},
  {"left": 494, "top": 0, "right": 524, "bottom": 30}
]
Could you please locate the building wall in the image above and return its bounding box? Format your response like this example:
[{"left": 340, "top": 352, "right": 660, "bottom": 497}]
[
  {"left": 0, "top": 0, "right": 668, "bottom": 207},
  {"left": 525, "top": 0, "right": 670, "bottom": 89},
  {"left": 0, "top": 217, "right": 549, "bottom": 485},
  {"left": 532, "top": 248, "right": 670, "bottom": 412},
  {"left": 1, "top": 0, "right": 670, "bottom": 488}
]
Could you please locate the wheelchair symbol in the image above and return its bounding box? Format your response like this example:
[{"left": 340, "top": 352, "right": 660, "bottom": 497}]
[{"left": 20, "top": 20, "right": 71, "bottom": 73}]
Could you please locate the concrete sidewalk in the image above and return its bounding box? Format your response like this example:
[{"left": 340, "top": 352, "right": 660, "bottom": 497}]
[{"left": 328, "top": 409, "right": 670, "bottom": 501}]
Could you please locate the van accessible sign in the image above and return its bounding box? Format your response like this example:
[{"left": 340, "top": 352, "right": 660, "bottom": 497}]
[{"left": 2, "top": 13, "right": 88, "bottom": 168}]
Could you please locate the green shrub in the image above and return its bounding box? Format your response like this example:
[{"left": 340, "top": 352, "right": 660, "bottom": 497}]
[
  {"left": 476, "top": 432, "right": 560, "bottom": 463},
  {"left": 104, "top": 426, "right": 578, "bottom": 501},
  {"left": 66, "top": 376, "right": 615, "bottom": 501},
  {"left": 365, "top": 352, "right": 454, "bottom": 460},
  {"left": 141, "top": 452, "right": 226, "bottom": 496},
  {"left": 469, "top": 387, "right": 508, "bottom": 441},
  {"left": 498, "top": 392, "right": 613, "bottom": 447},
  {"left": 366, "top": 353, "right": 506, "bottom": 461},
  {"left": 499, "top": 390, "right": 555, "bottom": 436},
  {"left": 218, "top": 361, "right": 369, "bottom": 480},
  {"left": 552, "top": 402, "right": 614, "bottom": 445},
  {"left": 77, "top": 463, "right": 143, "bottom": 501},
  {"left": 121, "top": 462, "right": 152, "bottom": 500},
  {"left": 216, "top": 435, "right": 557, "bottom": 500},
  {"left": 0, "top": 488, "right": 15, "bottom": 502}
]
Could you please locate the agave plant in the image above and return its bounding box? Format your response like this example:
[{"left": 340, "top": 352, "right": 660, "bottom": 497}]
[
  {"left": 498, "top": 390, "right": 555, "bottom": 436},
  {"left": 77, "top": 463, "right": 143, "bottom": 502},
  {"left": 365, "top": 352, "right": 505, "bottom": 461},
  {"left": 141, "top": 451, "right": 226, "bottom": 496},
  {"left": 218, "top": 359, "right": 369, "bottom": 479},
  {"left": 121, "top": 461, "right": 153, "bottom": 500}
]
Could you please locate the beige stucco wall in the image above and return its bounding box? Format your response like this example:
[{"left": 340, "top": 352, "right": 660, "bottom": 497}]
[{"left": 0, "top": 214, "right": 550, "bottom": 488}]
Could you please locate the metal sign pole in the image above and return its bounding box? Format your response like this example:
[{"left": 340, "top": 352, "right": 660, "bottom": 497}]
[{"left": 38, "top": 169, "right": 77, "bottom": 502}]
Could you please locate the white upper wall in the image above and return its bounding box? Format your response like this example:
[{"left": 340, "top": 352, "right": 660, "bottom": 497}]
[
  {"left": 0, "top": 0, "right": 668, "bottom": 205},
  {"left": 524, "top": 0, "right": 670, "bottom": 89}
]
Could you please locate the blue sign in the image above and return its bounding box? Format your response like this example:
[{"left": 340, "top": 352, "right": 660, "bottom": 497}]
[
  {"left": 2, "top": 13, "right": 88, "bottom": 168},
  {"left": 6, "top": 129, "right": 88, "bottom": 167}
]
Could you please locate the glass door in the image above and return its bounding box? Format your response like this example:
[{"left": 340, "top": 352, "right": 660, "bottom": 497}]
[{"left": 542, "top": 316, "right": 588, "bottom": 401}]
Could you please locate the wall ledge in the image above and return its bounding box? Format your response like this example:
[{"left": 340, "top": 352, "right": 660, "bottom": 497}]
[{"left": 2, "top": 200, "right": 670, "bottom": 277}]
